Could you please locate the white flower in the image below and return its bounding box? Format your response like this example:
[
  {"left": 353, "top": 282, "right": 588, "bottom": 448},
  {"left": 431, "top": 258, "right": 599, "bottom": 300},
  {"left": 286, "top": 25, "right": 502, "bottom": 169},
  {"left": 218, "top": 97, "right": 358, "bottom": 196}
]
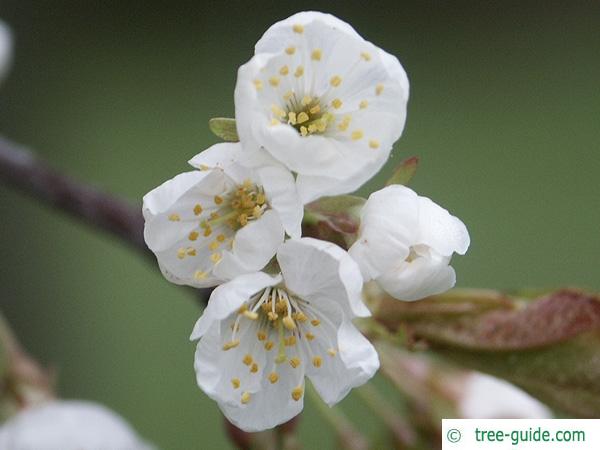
[
  {"left": 235, "top": 11, "right": 409, "bottom": 203},
  {"left": 0, "top": 20, "right": 13, "bottom": 83},
  {"left": 190, "top": 238, "right": 378, "bottom": 432},
  {"left": 0, "top": 400, "right": 153, "bottom": 450},
  {"left": 349, "top": 185, "right": 469, "bottom": 301},
  {"left": 459, "top": 373, "right": 552, "bottom": 419},
  {"left": 143, "top": 142, "right": 302, "bottom": 287}
]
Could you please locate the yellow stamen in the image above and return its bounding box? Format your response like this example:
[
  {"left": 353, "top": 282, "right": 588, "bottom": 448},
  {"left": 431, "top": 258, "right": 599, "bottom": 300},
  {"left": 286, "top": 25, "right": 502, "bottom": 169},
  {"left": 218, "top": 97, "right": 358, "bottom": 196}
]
[
  {"left": 241, "top": 391, "right": 251, "bottom": 404},
  {"left": 279, "top": 65, "right": 289, "bottom": 76},
  {"left": 243, "top": 310, "right": 259, "bottom": 320},
  {"left": 222, "top": 340, "right": 240, "bottom": 351},
  {"left": 311, "top": 49, "right": 322, "bottom": 61},
  {"left": 292, "top": 24, "right": 304, "bottom": 33},
  {"left": 188, "top": 231, "right": 199, "bottom": 241},
  {"left": 331, "top": 98, "right": 343, "bottom": 109},
  {"left": 361, "top": 51, "right": 372, "bottom": 61},
  {"left": 193, "top": 204, "right": 203, "bottom": 216},
  {"left": 369, "top": 139, "right": 380, "bottom": 149},
  {"left": 269, "top": 76, "right": 280, "bottom": 87},
  {"left": 268, "top": 372, "right": 279, "bottom": 384},
  {"left": 294, "top": 66, "right": 304, "bottom": 78},
  {"left": 312, "top": 356, "right": 323, "bottom": 368},
  {"left": 327, "top": 348, "right": 337, "bottom": 357},
  {"left": 306, "top": 332, "right": 315, "bottom": 341},
  {"left": 359, "top": 100, "right": 369, "bottom": 109},
  {"left": 297, "top": 112, "right": 309, "bottom": 124},
  {"left": 291, "top": 386, "right": 303, "bottom": 401},
  {"left": 264, "top": 341, "right": 274, "bottom": 351},
  {"left": 242, "top": 354, "right": 253, "bottom": 366},
  {"left": 311, "top": 319, "right": 321, "bottom": 326},
  {"left": 285, "top": 46, "right": 296, "bottom": 55},
  {"left": 250, "top": 363, "right": 259, "bottom": 373},
  {"left": 330, "top": 75, "right": 342, "bottom": 87},
  {"left": 214, "top": 195, "right": 223, "bottom": 205},
  {"left": 231, "top": 378, "right": 241, "bottom": 389},
  {"left": 351, "top": 130, "right": 364, "bottom": 141},
  {"left": 289, "top": 357, "right": 301, "bottom": 368},
  {"left": 376, "top": 83, "right": 384, "bottom": 95},
  {"left": 168, "top": 213, "right": 180, "bottom": 222},
  {"left": 283, "top": 316, "right": 296, "bottom": 330},
  {"left": 253, "top": 79, "right": 263, "bottom": 91},
  {"left": 257, "top": 331, "right": 267, "bottom": 341}
]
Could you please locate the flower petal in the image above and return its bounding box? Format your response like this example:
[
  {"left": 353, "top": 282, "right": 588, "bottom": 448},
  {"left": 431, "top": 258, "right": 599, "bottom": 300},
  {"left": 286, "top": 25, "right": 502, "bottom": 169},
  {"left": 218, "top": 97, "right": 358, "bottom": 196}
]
[
  {"left": 213, "top": 210, "right": 285, "bottom": 280},
  {"left": 306, "top": 312, "right": 379, "bottom": 406},
  {"left": 257, "top": 165, "right": 303, "bottom": 238},
  {"left": 376, "top": 252, "right": 456, "bottom": 301},
  {"left": 188, "top": 142, "right": 245, "bottom": 171},
  {"left": 277, "top": 238, "right": 370, "bottom": 318},
  {"left": 416, "top": 196, "right": 470, "bottom": 256},
  {"left": 190, "top": 272, "right": 281, "bottom": 340}
]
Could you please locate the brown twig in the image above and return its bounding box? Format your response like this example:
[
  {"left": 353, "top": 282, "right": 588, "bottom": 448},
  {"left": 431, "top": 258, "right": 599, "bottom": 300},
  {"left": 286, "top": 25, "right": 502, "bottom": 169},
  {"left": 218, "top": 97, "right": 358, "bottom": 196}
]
[{"left": 0, "top": 134, "right": 211, "bottom": 304}]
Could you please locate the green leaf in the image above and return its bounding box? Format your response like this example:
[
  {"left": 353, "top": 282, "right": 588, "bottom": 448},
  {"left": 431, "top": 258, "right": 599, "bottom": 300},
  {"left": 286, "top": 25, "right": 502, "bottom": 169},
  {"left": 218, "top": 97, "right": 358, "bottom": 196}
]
[
  {"left": 208, "top": 117, "right": 239, "bottom": 142},
  {"left": 303, "top": 195, "right": 365, "bottom": 248},
  {"left": 385, "top": 156, "right": 419, "bottom": 186},
  {"left": 373, "top": 289, "right": 600, "bottom": 417}
]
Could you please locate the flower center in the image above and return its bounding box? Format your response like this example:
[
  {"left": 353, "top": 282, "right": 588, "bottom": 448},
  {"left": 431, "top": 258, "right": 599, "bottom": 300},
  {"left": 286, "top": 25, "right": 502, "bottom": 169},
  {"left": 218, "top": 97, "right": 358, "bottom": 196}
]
[
  {"left": 200, "top": 179, "right": 267, "bottom": 235},
  {"left": 222, "top": 286, "right": 338, "bottom": 405},
  {"left": 274, "top": 94, "right": 335, "bottom": 137}
]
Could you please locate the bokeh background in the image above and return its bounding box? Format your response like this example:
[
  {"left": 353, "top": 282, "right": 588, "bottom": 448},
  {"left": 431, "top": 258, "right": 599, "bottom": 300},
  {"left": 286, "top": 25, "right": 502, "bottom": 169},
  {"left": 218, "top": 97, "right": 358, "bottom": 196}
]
[{"left": 1, "top": 0, "right": 599, "bottom": 448}]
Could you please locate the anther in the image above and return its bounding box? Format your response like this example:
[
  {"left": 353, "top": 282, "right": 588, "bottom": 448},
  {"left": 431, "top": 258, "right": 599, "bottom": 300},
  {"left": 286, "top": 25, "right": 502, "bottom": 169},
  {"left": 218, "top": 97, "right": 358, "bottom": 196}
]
[
  {"left": 289, "top": 357, "right": 301, "bottom": 368},
  {"left": 231, "top": 378, "right": 241, "bottom": 389},
  {"left": 177, "top": 248, "right": 186, "bottom": 260},
  {"left": 283, "top": 316, "right": 296, "bottom": 330},
  {"left": 359, "top": 100, "right": 369, "bottom": 109},
  {"left": 269, "top": 76, "right": 280, "bottom": 87},
  {"left": 294, "top": 66, "right": 304, "bottom": 78},
  {"left": 257, "top": 331, "right": 267, "bottom": 341},
  {"left": 168, "top": 213, "right": 180, "bottom": 222},
  {"left": 243, "top": 310, "right": 259, "bottom": 320},
  {"left": 293, "top": 24, "right": 304, "bottom": 33},
  {"left": 250, "top": 363, "right": 259, "bottom": 373},
  {"left": 376, "top": 83, "right": 384, "bottom": 95},
  {"left": 214, "top": 195, "right": 223, "bottom": 205},
  {"left": 361, "top": 51, "right": 372, "bottom": 61},
  {"left": 351, "top": 130, "right": 364, "bottom": 140},
  {"left": 264, "top": 341, "right": 274, "bottom": 351},
  {"left": 241, "top": 391, "right": 251, "bottom": 404},
  {"left": 280, "top": 65, "right": 289, "bottom": 76},
  {"left": 210, "top": 253, "right": 221, "bottom": 263},
  {"left": 331, "top": 98, "right": 343, "bottom": 109},
  {"left": 291, "top": 386, "right": 303, "bottom": 401},
  {"left": 305, "top": 332, "right": 315, "bottom": 341},
  {"left": 311, "top": 49, "right": 322, "bottom": 61},
  {"left": 327, "top": 348, "right": 337, "bottom": 357},
  {"left": 194, "top": 271, "right": 207, "bottom": 280},
  {"left": 312, "top": 356, "right": 323, "bottom": 368},
  {"left": 242, "top": 354, "right": 253, "bottom": 366},
  {"left": 253, "top": 80, "right": 263, "bottom": 91},
  {"left": 222, "top": 340, "right": 240, "bottom": 351},
  {"left": 297, "top": 112, "right": 309, "bottom": 124},
  {"left": 311, "top": 319, "right": 321, "bottom": 326},
  {"left": 188, "top": 231, "right": 199, "bottom": 241},
  {"left": 330, "top": 75, "right": 342, "bottom": 87},
  {"left": 268, "top": 372, "right": 279, "bottom": 384},
  {"left": 285, "top": 46, "right": 296, "bottom": 55},
  {"left": 193, "top": 204, "right": 203, "bottom": 216},
  {"left": 369, "top": 139, "right": 380, "bottom": 149}
]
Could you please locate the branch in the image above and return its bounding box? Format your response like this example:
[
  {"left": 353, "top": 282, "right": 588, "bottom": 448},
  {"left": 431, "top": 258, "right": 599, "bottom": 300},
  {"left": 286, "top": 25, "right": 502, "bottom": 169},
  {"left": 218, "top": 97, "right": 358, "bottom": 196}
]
[{"left": 0, "top": 134, "right": 211, "bottom": 304}]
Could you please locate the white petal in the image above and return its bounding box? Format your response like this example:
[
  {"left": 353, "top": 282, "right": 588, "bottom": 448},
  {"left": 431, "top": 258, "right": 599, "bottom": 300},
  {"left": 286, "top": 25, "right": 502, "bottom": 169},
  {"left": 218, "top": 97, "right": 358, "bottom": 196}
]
[
  {"left": 277, "top": 238, "right": 370, "bottom": 318},
  {"left": 0, "top": 400, "right": 153, "bottom": 450},
  {"left": 219, "top": 362, "right": 305, "bottom": 432},
  {"left": 257, "top": 165, "right": 303, "bottom": 238},
  {"left": 348, "top": 185, "right": 419, "bottom": 280},
  {"left": 304, "top": 302, "right": 379, "bottom": 406},
  {"left": 213, "top": 210, "right": 284, "bottom": 280},
  {"left": 188, "top": 142, "right": 245, "bottom": 171},
  {"left": 296, "top": 148, "right": 387, "bottom": 203},
  {"left": 460, "top": 373, "right": 552, "bottom": 419},
  {"left": 255, "top": 12, "right": 361, "bottom": 54},
  {"left": 416, "top": 196, "right": 470, "bottom": 256},
  {"left": 143, "top": 170, "right": 226, "bottom": 252},
  {"left": 0, "top": 21, "right": 12, "bottom": 83},
  {"left": 376, "top": 252, "right": 456, "bottom": 301},
  {"left": 190, "top": 272, "right": 281, "bottom": 340}
]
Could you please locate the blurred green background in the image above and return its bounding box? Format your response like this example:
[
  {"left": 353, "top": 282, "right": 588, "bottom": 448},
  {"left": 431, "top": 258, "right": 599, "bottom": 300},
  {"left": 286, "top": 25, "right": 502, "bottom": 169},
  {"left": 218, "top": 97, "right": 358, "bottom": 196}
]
[{"left": 1, "top": 0, "right": 599, "bottom": 448}]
